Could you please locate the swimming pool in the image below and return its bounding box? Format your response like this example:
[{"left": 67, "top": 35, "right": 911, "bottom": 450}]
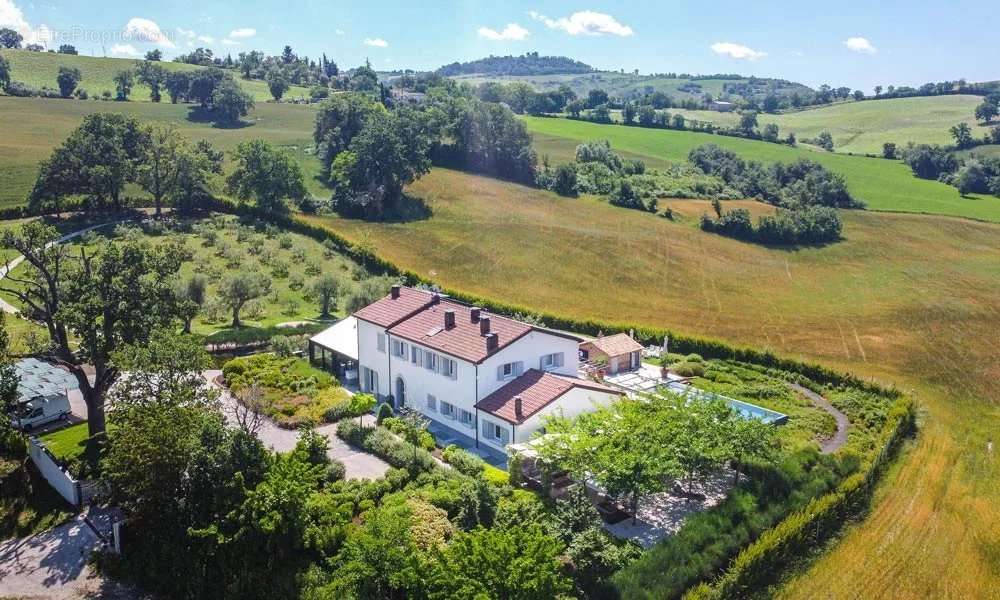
[{"left": 661, "top": 381, "right": 789, "bottom": 425}]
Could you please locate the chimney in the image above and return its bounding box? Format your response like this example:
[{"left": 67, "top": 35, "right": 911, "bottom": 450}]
[
  {"left": 514, "top": 396, "right": 523, "bottom": 420},
  {"left": 470, "top": 307, "right": 481, "bottom": 323},
  {"left": 629, "top": 328, "right": 634, "bottom": 339},
  {"left": 444, "top": 309, "right": 456, "bottom": 329},
  {"left": 479, "top": 316, "right": 491, "bottom": 335},
  {"left": 390, "top": 285, "right": 401, "bottom": 299},
  {"left": 485, "top": 332, "right": 498, "bottom": 352},
  {"left": 430, "top": 293, "right": 440, "bottom": 305}
]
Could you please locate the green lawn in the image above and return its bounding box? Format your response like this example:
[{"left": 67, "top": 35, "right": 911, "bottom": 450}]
[
  {"left": 524, "top": 116, "right": 1000, "bottom": 222},
  {"left": 0, "top": 49, "right": 310, "bottom": 102},
  {"left": 654, "top": 95, "right": 990, "bottom": 154},
  {"left": 38, "top": 422, "right": 90, "bottom": 462},
  {"left": 0, "top": 95, "right": 318, "bottom": 207}
]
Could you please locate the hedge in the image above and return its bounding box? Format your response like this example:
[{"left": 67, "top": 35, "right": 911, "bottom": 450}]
[
  {"left": 336, "top": 420, "right": 439, "bottom": 474},
  {"left": 683, "top": 396, "right": 915, "bottom": 600}
]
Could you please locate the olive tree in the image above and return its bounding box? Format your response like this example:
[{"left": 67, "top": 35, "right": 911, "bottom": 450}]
[{"left": 218, "top": 272, "right": 271, "bottom": 328}]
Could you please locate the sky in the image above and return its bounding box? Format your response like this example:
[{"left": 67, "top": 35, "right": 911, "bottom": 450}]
[{"left": 2, "top": 0, "right": 996, "bottom": 92}]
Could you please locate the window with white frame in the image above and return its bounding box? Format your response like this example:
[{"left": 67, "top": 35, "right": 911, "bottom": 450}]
[
  {"left": 391, "top": 339, "right": 408, "bottom": 358},
  {"left": 497, "top": 361, "right": 523, "bottom": 381},
  {"left": 482, "top": 420, "right": 509, "bottom": 444},
  {"left": 459, "top": 409, "right": 474, "bottom": 428},
  {"left": 441, "top": 357, "right": 458, "bottom": 380},
  {"left": 411, "top": 345, "right": 421, "bottom": 365},
  {"left": 539, "top": 352, "right": 564, "bottom": 371},
  {"left": 424, "top": 352, "right": 439, "bottom": 372},
  {"left": 426, "top": 394, "right": 437, "bottom": 412},
  {"left": 376, "top": 332, "right": 386, "bottom": 352},
  {"left": 440, "top": 401, "right": 457, "bottom": 419}
]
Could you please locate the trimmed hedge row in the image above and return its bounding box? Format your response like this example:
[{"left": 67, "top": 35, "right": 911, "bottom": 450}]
[
  {"left": 336, "top": 420, "right": 439, "bottom": 474},
  {"left": 683, "top": 396, "right": 916, "bottom": 600}
]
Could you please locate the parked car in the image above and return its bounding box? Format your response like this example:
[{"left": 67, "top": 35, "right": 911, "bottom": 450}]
[{"left": 10, "top": 394, "right": 71, "bottom": 430}]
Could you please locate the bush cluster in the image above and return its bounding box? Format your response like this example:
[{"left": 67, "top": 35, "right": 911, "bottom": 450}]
[{"left": 701, "top": 204, "right": 842, "bottom": 245}]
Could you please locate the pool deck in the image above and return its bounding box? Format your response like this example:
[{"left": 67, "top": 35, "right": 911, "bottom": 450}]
[{"left": 603, "top": 363, "right": 788, "bottom": 425}]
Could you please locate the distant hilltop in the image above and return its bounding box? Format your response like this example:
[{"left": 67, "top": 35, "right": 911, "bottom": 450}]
[{"left": 436, "top": 52, "right": 593, "bottom": 77}]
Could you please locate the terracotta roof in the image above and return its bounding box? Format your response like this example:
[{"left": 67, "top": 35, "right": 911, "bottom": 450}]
[
  {"left": 476, "top": 369, "right": 622, "bottom": 424},
  {"left": 388, "top": 300, "right": 532, "bottom": 364},
  {"left": 585, "top": 333, "right": 644, "bottom": 357},
  {"left": 353, "top": 287, "right": 434, "bottom": 328}
]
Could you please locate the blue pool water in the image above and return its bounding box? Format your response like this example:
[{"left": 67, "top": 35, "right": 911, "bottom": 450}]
[{"left": 663, "top": 381, "right": 788, "bottom": 425}]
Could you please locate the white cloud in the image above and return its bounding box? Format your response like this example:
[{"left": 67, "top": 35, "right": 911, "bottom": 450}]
[
  {"left": 110, "top": 43, "right": 140, "bottom": 57},
  {"left": 0, "top": 0, "right": 52, "bottom": 45},
  {"left": 176, "top": 27, "right": 196, "bottom": 39},
  {"left": 221, "top": 38, "right": 240, "bottom": 46},
  {"left": 528, "top": 10, "right": 632, "bottom": 36},
  {"left": 363, "top": 37, "right": 388, "bottom": 47},
  {"left": 844, "top": 36, "right": 876, "bottom": 54},
  {"left": 335, "top": 29, "right": 345, "bottom": 36},
  {"left": 124, "top": 17, "right": 175, "bottom": 48},
  {"left": 228, "top": 27, "right": 256, "bottom": 39},
  {"left": 197, "top": 35, "right": 214, "bottom": 43},
  {"left": 710, "top": 41, "right": 767, "bottom": 60},
  {"left": 478, "top": 23, "right": 529, "bottom": 41}
]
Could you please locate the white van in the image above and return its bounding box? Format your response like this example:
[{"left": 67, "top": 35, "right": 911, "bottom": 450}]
[{"left": 11, "top": 394, "right": 71, "bottom": 431}]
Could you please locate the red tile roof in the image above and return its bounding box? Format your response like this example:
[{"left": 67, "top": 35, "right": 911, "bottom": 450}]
[
  {"left": 585, "top": 333, "right": 644, "bottom": 357},
  {"left": 387, "top": 300, "right": 532, "bottom": 364},
  {"left": 353, "top": 287, "right": 582, "bottom": 364},
  {"left": 476, "top": 369, "right": 622, "bottom": 424},
  {"left": 353, "top": 287, "right": 434, "bottom": 328}
]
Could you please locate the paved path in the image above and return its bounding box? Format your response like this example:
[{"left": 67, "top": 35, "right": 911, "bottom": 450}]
[
  {"left": 789, "top": 382, "right": 850, "bottom": 454},
  {"left": 0, "top": 220, "right": 127, "bottom": 315},
  {"left": 204, "top": 370, "right": 391, "bottom": 480},
  {"left": 0, "top": 512, "right": 138, "bottom": 600}
]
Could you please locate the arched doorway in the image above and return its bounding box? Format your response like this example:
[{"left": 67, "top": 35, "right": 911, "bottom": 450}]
[{"left": 395, "top": 377, "right": 406, "bottom": 409}]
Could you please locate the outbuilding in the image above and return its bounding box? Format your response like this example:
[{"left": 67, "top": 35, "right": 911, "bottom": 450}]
[{"left": 579, "top": 333, "right": 644, "bottom": 375}]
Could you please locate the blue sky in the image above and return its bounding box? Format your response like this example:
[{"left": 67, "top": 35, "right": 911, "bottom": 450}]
[{"left": 2, "top": 0, "right": 996, "bottom": 92}]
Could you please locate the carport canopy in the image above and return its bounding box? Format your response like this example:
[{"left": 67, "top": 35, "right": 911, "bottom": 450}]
[{"left": 310, "top": 316, "right": 359, "bottom": 361}]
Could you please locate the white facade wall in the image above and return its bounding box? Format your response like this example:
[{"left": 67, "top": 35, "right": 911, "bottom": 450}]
[
  {"left": 478, "top": 331, "right": 579, "bottom": 397},
  {"left": 356, "top": 319, "right": 390, "bottom": 398},
  {"left": 515, "top": 387, "right": 621, "bottom": 444},
  {"left": 387, "top": 339, "right": 479, "bottom": 436},
  {"left": 357, "top": 318, "right": 587, "bottom": 454}
]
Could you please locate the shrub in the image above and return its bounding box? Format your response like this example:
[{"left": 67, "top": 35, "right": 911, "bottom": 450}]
[
  {"left": 442, "top": 445, "right": 486, "bottom": 476},
  {"left": 325, "top": 460, "right": 346, "bottom": 483},
  {"left": 376, "top": 402, "right": 394, "bottom": 424},
  {"left": 483, "top": 464, "right": 510, "bottom": 486},
  {"left": 670, "top": 361, "right": 705, "bottom": 377}
]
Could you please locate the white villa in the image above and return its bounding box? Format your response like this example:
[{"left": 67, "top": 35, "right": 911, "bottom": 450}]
[{"left": 310, "top": 285, "right": 622, "bottom": 458}]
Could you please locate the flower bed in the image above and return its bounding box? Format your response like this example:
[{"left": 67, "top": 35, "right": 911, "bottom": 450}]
[{"left": 221, "top": 353, "right": 356, "bottom": 429}]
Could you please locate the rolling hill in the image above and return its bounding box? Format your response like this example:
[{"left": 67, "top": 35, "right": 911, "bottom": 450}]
[
  {"left": 523, "top": 115, "right": 1000, "bottom": 222},
  {"left": 449, "top": 71, "right": 815, "bottom": 104},
  {"left": 0, "top": 96, "right": 318, "bottom": 208},
  {"left": 650, "top": 95, "right": 993, "bottom": 154},
  {"left": 0, "top": 49, "right": 310, "bottom": 102}
]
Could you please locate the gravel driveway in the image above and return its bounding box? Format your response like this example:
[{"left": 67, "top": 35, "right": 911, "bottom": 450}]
[{"left": 205, "top": 371, "right": 390, "bottom": 480}]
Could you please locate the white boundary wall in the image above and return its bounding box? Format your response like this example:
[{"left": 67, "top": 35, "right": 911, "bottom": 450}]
[{"left": 28, "top": 437, "right": 81, "bottom": 506}]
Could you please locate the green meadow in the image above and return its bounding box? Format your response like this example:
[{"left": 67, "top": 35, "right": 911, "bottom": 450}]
[
  {"left": 0, "top": 49, "right": 310, "bottom": 102},
  {"left": 655, "top": 94, "right": 990, "bottom": 154},
  {"left": 0, "top": 96, "right": 319, "bottom": 207},
  {"left": 524, "top": 115, "right": 1000, "bottom": 222}
]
